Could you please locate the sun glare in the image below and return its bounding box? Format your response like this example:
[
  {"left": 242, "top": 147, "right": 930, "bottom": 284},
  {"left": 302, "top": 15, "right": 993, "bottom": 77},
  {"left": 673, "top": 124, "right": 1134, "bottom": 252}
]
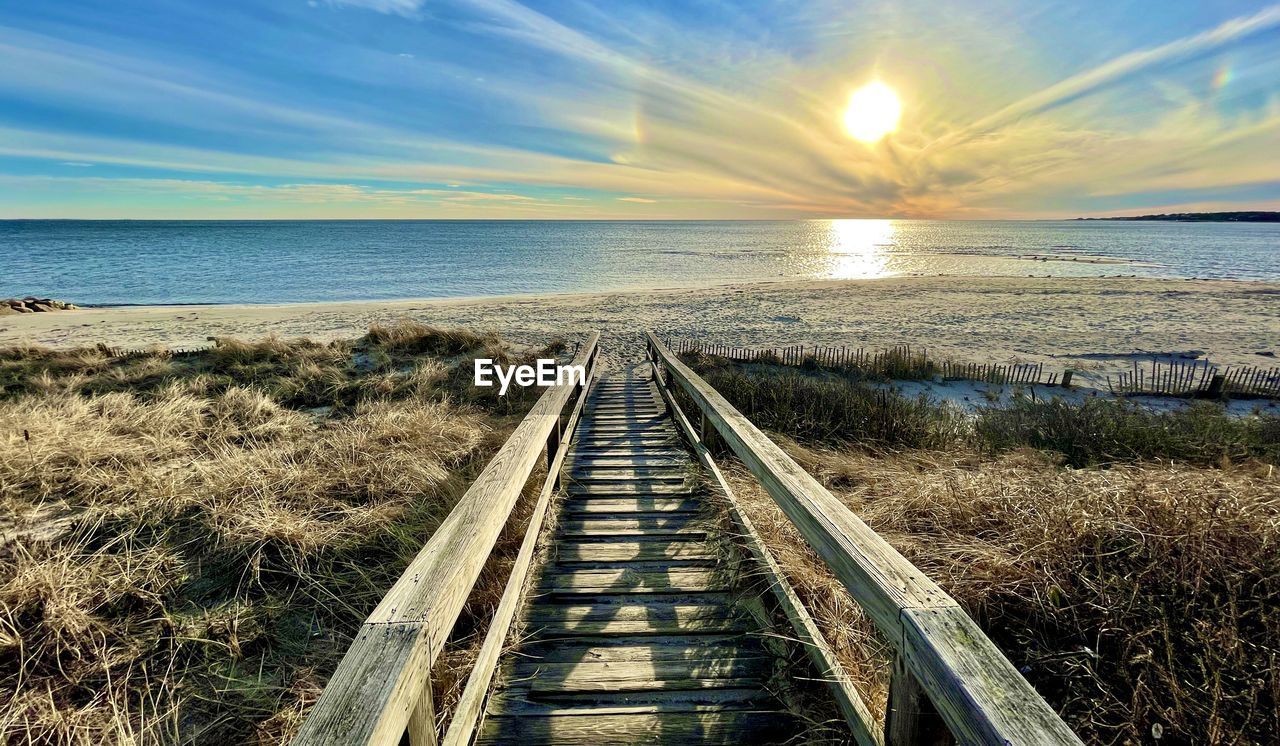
[
  {"left": 843, "top": 81, "right": 901, "bottom": 143},
  {"left": 826, "top": 218, "right": 894, "bottom": 279}
]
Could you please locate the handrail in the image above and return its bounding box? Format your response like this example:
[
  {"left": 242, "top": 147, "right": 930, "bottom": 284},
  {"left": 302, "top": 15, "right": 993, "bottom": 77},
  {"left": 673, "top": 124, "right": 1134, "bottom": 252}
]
[
  {"left": 645, "top": 331, "right": 1080, "bottom": 746},
  {"left": 647, "top": 353, "right": 882, "bottom": 746},
  {"left": 440, "top": 343, "right": 600, "bottom": 746},
  {"left": 294, "top": 332, "right": 600, "bottom": 746}
]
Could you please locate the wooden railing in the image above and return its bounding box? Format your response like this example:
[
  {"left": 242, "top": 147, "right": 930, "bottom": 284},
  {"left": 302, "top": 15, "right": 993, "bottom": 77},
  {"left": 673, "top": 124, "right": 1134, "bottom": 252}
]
[
  {"left": 645, "top": 332, "right": 1081, "bottom": 746},
  {"left": 294, "top": 332, "right": 600, "bottom": 746}
]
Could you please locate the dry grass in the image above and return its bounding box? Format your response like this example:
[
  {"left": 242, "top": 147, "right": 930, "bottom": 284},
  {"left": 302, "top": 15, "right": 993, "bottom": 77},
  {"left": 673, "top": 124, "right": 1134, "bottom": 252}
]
[
  {"left": 687, "top": 352, "right": 1280, "bottom": 466},
  {"left": 0, "top": 322, "right": 566, "bottom": 745},
  {"left": 684, "top": 350, "right": 1280, "bottom": 743},
  {"left": 722, "top": 439, "right": 1280, "bottom": 745},
  {"left": 688, "top": 362, "right": 965, "bottom": 449}
]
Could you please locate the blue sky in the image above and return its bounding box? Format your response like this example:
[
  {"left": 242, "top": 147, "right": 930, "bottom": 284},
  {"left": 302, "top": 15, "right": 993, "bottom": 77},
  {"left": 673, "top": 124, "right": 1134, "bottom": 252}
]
[{"left": 1, "top": 0, "right": 1278, "bottom": 218}]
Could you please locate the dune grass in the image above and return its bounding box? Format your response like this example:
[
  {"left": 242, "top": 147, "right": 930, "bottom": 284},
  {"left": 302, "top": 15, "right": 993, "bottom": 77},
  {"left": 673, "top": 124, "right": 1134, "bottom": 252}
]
[
  {"left": 975, "top": 395, "right": 1280, "bottom": 467},
  {"left": 0, "top": 323, "right": 564, "bottom": 745},
  {"left": 685, "top": 351, "right": 1280, "bottom": 466},
  {"left": 689, "top": 363, "right": 965, "bottom": 449},
  {"left": 684, "top": 353, "right": 1280, "bottom": 744}
]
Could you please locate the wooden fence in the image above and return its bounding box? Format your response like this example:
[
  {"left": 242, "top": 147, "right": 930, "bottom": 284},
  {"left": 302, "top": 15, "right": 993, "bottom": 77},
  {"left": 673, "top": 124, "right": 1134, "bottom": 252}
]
[
  {"left": 939, "top": 360, "right": 1055, "bottom": 386},
  {"left": 1107, "top": 358, "right": 1280, "bottom": 399},
  {"left": 647, "top": 332, "right": 1082, "bottom": 745},
  {"left": 99, "top": 344, "right": 212, "bottom": 359},
  {"left": 665, "top": 337, "right": 1063, "bottom": 386},
  {"left": 669, "top": 337, "right": 1280, "bottom": 399}
]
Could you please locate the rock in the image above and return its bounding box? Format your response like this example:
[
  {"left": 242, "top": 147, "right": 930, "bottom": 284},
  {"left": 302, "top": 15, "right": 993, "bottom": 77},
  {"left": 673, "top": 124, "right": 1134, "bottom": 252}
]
[
  {"left": 2, "top": 296, "right": 78, "bottom": 312},
  {"left": 0, "top": 306, "right": 16, "bottom": 315},
  {"left": 1256, "top": 351, "right": 1277, "bottom": 358}
]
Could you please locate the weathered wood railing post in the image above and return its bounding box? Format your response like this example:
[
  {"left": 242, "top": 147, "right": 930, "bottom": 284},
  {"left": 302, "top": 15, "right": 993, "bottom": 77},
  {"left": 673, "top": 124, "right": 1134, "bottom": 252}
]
[
  {"left": 546, "top": 421, "right": 561, "bottom": 470},
  {"left": 1060, "top": 370, "right": 1073, "bottom": 389},
  {"left": 701, "top": 411, "right": 719, "bottom": 453},
  {"left": 885, "top": 655, "right": 950, "bottom": 745},
  {"left": 407, "top": 673, "right": 437, "bottom": 746}
]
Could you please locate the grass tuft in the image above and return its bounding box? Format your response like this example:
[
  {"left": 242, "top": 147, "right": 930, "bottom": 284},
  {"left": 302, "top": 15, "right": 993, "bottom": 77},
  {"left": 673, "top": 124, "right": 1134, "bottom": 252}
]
[{"left": 365, "top": 321, "right": 497, "bottom": 357}]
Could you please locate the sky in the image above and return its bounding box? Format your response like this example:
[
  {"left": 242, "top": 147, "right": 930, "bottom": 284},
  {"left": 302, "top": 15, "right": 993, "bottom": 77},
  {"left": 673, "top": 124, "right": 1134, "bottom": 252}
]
[{"left": 0, "top": 0, "right": 1278, "bottom": 219}]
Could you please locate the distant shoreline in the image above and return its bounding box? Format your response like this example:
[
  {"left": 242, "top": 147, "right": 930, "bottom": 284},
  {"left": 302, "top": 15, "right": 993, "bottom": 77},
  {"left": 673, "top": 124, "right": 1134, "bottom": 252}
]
[{"left": 1076, "top": 211, "right": 1280, "bottom": 222}]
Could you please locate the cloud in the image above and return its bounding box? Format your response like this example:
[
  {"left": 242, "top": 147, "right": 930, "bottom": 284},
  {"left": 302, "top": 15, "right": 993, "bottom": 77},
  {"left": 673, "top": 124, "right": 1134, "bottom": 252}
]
[
  {"left": 617, "top": 196, "right": 656, "bottom": 203},
  {"left": 935, "top": 5, "right": 1280, "bottom": 149},
  {"left": 326, "top": 0, "right": 425, "bottom": 17}
]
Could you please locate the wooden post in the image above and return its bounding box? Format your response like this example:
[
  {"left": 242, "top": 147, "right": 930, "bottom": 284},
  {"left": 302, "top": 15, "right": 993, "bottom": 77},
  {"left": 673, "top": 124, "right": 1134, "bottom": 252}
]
[
  {"left": 407, "top": 672, "right": 438, "bottom": 745},
  {"left": 546, "top": 421, "right": 561, "bottom": 469},
  {"left": 701, "top": 411, "right": 718, "bottom": 453},
  {"left": 1060, "top": 370, "right": 1073, "bottom": 389},
  {"left": 1207, "top": 373, "right": 1226, "bottom": 399},
  {"left": 885, "top": 654, "right": 951, "bottom": 746}
]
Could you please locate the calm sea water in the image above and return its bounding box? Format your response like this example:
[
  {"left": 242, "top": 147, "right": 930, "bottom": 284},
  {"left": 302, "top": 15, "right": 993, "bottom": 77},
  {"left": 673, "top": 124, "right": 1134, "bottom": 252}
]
[{"left": 1, "top": 219, "right": 1277, "bottom": 305}]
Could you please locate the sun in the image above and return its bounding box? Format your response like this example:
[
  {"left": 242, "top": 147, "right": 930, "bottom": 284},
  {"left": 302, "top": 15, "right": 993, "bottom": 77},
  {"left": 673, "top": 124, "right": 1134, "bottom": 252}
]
[{"left": 843, "top": 81, "right": 901, "bottom": 143}]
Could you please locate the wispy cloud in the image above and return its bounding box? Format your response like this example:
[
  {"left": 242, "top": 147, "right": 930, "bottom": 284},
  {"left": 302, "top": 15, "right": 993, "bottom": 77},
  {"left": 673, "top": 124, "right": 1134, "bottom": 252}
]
[
  {"left": 325, "top": 0, "right": 425, "bottom": 18},
  {"left": 935, "top": 4, "right": 1280, "bottom": 149}
]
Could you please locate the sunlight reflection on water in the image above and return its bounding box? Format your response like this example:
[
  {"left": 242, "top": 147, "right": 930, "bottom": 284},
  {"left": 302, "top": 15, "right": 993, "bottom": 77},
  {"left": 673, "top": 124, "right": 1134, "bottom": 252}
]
[{"left": 825, "top": 219, "right": 896, "bottom": 279}]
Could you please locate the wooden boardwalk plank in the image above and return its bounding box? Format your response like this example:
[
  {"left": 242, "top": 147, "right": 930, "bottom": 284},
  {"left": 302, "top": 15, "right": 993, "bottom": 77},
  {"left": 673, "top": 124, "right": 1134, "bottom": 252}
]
[
  {"left": 478, "top": 711, "right": 786, "bottom": 745},
  {"left": 511, "top": 656, "right": 770, "bottom": 686},
  {"left": 539, "top": 568, "right": 723, "bottom": 593},
  {"left": 566, "top": 483, "right": 694, "bottom": 495},
  {"left": 560, "top": 498, "right": 700, "bottom": 514},
  {"left": 485, "top": 688, "right": 776, "bottom": 717},
  {"left": 559, "top": 514, "right": 705, "bottom": 529},
  {"left": 514, "top": 637, "right": 766, "bottom": 663},
  {"left": 568, "top": 473, "right": 691, "bottom": 483},
  {"left": 554, "top": 540, "right": 717, "bottom": 563},
  {"left": 565, "top": 456, "right": 686, "bottom": 467}
]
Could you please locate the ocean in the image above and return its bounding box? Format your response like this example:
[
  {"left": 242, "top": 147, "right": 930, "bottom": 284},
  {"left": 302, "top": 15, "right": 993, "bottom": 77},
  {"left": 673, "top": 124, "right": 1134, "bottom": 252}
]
[{"left": 2, "top": 219, "right": 1277, "bottom": 306}]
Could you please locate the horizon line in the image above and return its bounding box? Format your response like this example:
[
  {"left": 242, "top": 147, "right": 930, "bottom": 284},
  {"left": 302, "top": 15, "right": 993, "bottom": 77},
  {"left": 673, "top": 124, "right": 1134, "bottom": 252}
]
[{"left": 5, "top": 212, "right": 1269, "bottom": 223}]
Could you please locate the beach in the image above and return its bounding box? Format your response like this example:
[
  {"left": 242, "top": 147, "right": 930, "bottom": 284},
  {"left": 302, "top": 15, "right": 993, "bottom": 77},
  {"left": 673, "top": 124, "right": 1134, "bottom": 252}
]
[{"left": 3, "top": 275, "right": 1278, "bottom": 381}]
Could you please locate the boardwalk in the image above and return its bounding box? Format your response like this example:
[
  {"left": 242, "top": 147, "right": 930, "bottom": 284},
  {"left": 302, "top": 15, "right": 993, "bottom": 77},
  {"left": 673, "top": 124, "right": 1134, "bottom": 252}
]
[
  {"left": 477, "top": 370, "right": 796, "bottom": 744},
  {"left": 295, "top": 333, "right": 1080, "bottom": 746}
]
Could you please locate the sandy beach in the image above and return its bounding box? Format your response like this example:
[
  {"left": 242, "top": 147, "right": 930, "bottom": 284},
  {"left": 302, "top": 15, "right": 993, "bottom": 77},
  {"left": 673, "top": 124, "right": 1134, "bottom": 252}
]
[{"left": 3, "top": 276, "right": 1279, "bottom": 382}]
